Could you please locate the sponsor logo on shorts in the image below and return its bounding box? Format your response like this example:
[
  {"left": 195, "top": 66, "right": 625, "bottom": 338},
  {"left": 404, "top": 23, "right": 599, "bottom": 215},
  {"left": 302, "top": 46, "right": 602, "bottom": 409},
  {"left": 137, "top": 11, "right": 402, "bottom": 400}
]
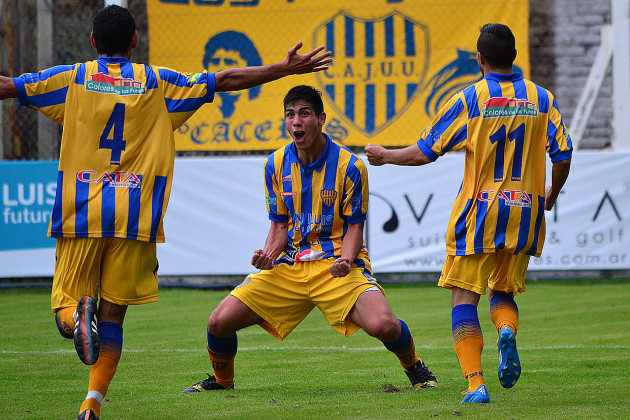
[
  {"left": 235, "top": 275, "right": 252, "bottom": 289},
  {"left": 362, "top": 270, "right": 376, "bottom": 282}
]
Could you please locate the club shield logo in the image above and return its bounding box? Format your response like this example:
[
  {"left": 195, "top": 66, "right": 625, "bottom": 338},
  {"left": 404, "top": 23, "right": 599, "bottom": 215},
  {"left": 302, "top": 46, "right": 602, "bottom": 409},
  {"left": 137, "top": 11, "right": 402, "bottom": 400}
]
[
  {"left": 321, "top": 189, "right": 337, "bottom": 207},
  {"left": 314, "top": 11, "right": 429, "bottom": 137}
]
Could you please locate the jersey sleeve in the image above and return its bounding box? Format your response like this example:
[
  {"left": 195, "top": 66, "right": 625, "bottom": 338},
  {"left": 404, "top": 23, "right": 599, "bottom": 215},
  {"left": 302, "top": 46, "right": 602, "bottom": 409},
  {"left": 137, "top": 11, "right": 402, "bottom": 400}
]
[
  {"left": 342, "top": 156, "right": 369, "bottom": 223},
  {"left": 13, "top": 65, "right": 76, "bottom": 124},
  {"left": 546, "top": 95, "right": 573, "bottom": 162},
  {"left": 264, "top": 155, "right": 288, "bottom": 222},
  {"left": 417, "top": 92, "right": 469, "bottom": 161},
  {"left": 155, "top": 66, "right": 216, "bottom": 130}
]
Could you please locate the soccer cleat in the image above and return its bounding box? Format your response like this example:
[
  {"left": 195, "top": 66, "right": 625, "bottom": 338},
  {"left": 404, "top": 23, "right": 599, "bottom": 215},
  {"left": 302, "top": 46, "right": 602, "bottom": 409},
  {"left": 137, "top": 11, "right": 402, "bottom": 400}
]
[
  {"left": 497, "top": 327, "right": 521, "bottom": 388},
  {"left": 77, "top": 409, "right": 99, "bottom": 420},
  {"left": 181, "top": 374, "right": 234, "bottom": 393},
  {"left": 74, "top": 296, "right": 100, "bottom": 365},
  {"left": 461, "top": 384, "right": 490, "bottom": 403},
  {"left": 403, "top": 359, "right": 438, "bottom": 389}
]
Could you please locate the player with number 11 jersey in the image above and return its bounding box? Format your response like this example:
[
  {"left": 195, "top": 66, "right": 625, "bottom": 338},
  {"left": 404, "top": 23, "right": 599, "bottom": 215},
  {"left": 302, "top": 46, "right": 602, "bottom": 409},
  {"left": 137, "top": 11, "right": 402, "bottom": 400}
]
[{"left": 417, "top": 72, "right": 572, "bottom": 257}]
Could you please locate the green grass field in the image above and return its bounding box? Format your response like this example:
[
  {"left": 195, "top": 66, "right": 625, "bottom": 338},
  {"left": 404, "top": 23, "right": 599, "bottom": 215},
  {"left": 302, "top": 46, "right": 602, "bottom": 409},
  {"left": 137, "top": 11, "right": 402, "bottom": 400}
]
[{"left": 1, "top": 278, "right": 629, "bottom": 419}]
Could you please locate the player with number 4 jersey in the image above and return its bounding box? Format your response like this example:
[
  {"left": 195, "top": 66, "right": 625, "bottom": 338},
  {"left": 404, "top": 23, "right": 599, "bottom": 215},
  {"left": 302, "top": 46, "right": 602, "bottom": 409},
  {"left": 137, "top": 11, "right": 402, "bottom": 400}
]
[
  {"left": 16, "top": 58, "right": 213, "bottom": 243},
  {"left": 0, "top": 5, "right": 331, "bottom": 420},
  {"left": 365, "top": 24, "right": 571, "bottom": 404}
]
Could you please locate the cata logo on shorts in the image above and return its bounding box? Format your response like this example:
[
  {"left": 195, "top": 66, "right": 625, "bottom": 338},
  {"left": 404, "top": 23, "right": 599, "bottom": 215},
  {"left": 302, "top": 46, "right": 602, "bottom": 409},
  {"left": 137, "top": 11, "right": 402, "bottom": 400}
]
[{"left": 235, "top": 275, "right": 252, "bottom": 289}]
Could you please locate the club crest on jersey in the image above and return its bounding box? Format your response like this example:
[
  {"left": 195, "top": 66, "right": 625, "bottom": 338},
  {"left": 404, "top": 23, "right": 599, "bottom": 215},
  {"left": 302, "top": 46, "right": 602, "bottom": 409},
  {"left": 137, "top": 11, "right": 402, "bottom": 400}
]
[
  {"left": 321, "top": 189, "right": 337, "bottom": 207},
  {"left": 86, "top": 73, "right": 146, "bottom": 96},
  {"left": 314, "top": 11, "right": 429, "bottom": 137},
  {"left": 77, "top": 170, "right": 141, "bottom": 188},
  {"left": 482, "top": 97, "right": 538, "bottom": 118}
]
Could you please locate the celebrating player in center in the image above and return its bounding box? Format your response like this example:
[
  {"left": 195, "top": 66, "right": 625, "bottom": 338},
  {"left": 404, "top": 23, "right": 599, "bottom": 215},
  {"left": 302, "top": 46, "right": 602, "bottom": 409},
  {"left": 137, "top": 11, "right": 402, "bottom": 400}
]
[{"left": 183, "top": 85, "right": 437, "bottom": 393}]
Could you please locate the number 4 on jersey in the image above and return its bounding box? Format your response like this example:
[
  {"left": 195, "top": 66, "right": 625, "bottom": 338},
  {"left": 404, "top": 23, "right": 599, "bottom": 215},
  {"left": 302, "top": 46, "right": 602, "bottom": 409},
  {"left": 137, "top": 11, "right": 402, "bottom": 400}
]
[{"left": 100, "top": 103, "right": 126, "bottom": 165}]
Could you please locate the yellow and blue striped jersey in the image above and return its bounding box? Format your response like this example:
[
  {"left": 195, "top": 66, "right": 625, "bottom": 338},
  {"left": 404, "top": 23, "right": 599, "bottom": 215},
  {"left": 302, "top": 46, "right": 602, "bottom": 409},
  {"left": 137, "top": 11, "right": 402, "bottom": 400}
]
[
  {"left": 417, "top": 73, "right": 572, "bottom": 257},
  {"left": 13, "top": 56, "right": 215, "bottom": 243},
  {"left": 264, "top": 134, "right": 370, "bottom": 265}
]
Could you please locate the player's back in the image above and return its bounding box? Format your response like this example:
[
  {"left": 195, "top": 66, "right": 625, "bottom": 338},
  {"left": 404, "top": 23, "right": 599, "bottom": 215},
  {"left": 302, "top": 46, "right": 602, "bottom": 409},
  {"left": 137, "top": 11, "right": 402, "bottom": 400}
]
[
  {"left": 440, "top": 73, "right": 571, "bottom": 256},
  {"left": 15, "top": 56, "right": 216, "bottom": 243}
]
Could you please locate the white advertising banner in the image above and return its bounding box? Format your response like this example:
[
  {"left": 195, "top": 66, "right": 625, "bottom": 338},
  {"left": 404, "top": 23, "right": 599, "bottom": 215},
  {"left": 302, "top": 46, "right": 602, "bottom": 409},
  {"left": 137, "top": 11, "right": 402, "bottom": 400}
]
[
  {"left": 1, "top": 152, "right": 629, "bottom": 277},
  {"left": 365, "top": 152, "right": 630, "bottom": 272}
]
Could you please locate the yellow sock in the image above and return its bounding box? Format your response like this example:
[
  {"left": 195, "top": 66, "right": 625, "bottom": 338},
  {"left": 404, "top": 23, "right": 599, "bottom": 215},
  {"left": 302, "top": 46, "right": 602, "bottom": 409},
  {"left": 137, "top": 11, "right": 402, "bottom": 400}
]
[
  {"left": 490, "top": 295, "right": 519, "bottom": 335},
  {"left": 208, "top": 346, "right": 235, "bottom": 388},
  {"left": 55, "top": 307, "right": 76, "bottom": 338},
  {"left": 80, "top": 322, "right": 122, "bottom": 418},
  {"left": 452, "top": 304, "right": 485, "bottom": 392}
]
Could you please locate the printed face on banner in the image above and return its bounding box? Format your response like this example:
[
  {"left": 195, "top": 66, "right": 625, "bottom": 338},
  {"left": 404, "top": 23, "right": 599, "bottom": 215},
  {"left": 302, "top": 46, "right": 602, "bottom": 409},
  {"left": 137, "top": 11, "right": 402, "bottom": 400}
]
[
  {"left": 202, "top": 31, "right": 261, "bottom": 120},
  {"left": 147, "top": 0, "right": 529, "bottom": 151}
]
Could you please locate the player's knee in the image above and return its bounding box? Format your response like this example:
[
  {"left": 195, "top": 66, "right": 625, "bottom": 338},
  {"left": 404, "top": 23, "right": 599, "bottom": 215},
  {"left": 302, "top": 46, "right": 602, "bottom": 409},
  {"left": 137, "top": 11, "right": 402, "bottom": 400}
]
[
  {"left": 208, "top": 310, "right": 230, "bottom": 336},
  {"left": 366, "top": 314, "right": 400, "bottom": 341},
  {"left": 54, "top": 311, "right": 74, "bottom": 339}
]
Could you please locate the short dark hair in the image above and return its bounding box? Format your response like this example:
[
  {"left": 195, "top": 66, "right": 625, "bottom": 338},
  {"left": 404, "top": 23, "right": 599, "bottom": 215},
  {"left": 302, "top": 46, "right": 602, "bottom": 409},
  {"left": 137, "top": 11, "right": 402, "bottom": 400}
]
[
  {"left": 92, "top": 5, "right": 136, "bottom": 56},
  {"left": 203, "top": 31, "right": 263, "bottom": 100},
  {"left": 283, "top": 85, "right": 324, "bottom": 116},
  {"left": 477, "top": 23, "right": 516, "bottom": 68}
]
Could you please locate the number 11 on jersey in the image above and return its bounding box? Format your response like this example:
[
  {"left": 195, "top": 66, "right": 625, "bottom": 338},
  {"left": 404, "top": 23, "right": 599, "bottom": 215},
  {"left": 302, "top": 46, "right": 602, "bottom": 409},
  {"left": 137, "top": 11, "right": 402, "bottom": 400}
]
[{"left": 490, "top": 123, "right": 525, "bottom": 183}]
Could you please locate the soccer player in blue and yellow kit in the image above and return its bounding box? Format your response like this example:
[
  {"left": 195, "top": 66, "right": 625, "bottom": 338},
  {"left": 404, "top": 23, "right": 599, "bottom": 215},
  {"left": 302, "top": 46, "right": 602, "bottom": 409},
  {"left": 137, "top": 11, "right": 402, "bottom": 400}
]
[
  {"left": 182, "top": 85, "right": 437, "bottom": 393},
  {"left": 0, "top": 6, "right": 331, "bottom": 420},
  {"left": 365, "top": 24, "right": 572, "bottom": 404}
]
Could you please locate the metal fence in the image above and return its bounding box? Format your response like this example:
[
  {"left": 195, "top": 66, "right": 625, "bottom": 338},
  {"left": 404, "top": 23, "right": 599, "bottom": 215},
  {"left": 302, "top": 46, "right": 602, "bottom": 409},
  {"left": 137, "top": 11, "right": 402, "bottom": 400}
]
[{"left": 0, "top": 0, "right": 148, "bottom": 161}]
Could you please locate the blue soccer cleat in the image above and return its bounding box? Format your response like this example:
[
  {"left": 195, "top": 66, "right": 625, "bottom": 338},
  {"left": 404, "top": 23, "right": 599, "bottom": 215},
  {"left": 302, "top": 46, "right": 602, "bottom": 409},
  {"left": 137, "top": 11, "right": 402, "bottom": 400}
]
[
  {"left": 497, "top": 327, "right": 521, "bottom": 388},
  {"left": 461, "top": 384, "right": 490, "bottom": 403},
  {"left": 74, "top": 296, "right": 100, "bottom": 365}
]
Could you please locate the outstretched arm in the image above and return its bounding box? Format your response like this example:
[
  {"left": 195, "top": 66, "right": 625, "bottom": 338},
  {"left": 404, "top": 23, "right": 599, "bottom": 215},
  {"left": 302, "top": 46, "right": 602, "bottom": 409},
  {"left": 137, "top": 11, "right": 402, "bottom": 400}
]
[
  {"left": 364, "top": 143, "right": 432, "bottom": 167},
  {"left": 0, "top": 76, "right": 17, "bottom": 100},
  {"left": 214, "top": 41, "right": 332, "bottom": 93},
  {"left": 545, "top": 158, "right": 571, "bottom": 210},
  {"left": 251, "top": 220, "right": 288, "bottom": 270}
]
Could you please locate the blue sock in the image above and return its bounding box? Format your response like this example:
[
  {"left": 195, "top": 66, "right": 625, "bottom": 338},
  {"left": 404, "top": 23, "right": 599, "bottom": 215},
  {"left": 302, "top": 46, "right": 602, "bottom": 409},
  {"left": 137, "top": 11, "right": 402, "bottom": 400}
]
[
  {"left": 99, "top": 322, "right": 123, "bottom": 352},
  {"left": 207, "top": 332, "right": 237, "bottom": 355},
  {"left": 382, "top": 319, "right": 411, "bottom": 352}
]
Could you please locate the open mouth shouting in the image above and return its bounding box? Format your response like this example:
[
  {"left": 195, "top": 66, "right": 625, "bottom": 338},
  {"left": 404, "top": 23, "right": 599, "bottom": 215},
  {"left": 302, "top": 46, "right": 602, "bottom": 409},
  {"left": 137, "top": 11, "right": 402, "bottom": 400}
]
[{"left": 292, "top": 130, "right": 306, "bottom": 141}]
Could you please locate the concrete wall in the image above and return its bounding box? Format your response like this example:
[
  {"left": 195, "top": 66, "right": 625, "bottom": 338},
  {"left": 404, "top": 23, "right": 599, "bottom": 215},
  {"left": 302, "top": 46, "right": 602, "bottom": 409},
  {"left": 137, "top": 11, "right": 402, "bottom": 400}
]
[{"left": 530, "top": 0, "right": 613, "bottom": 149}]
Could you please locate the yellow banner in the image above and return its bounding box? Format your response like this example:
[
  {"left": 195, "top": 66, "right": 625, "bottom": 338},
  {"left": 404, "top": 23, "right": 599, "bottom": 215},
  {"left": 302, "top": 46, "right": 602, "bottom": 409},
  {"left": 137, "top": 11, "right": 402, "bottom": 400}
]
[{"left": 147, "top": 0, "right": 529, "bottom": 151}]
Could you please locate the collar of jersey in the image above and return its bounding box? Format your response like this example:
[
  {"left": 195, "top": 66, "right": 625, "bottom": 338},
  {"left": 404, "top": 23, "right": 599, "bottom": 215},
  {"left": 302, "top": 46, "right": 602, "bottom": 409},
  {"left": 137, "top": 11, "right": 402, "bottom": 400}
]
[
  {"left": 484, "top": 72, "right": 524, "bottom": 82},
  {"left": 97, "top": 56, "right": 131, "bottom": 65},
  {"left": 287, "top": 133, "right": 331, "bottom": 172}
]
